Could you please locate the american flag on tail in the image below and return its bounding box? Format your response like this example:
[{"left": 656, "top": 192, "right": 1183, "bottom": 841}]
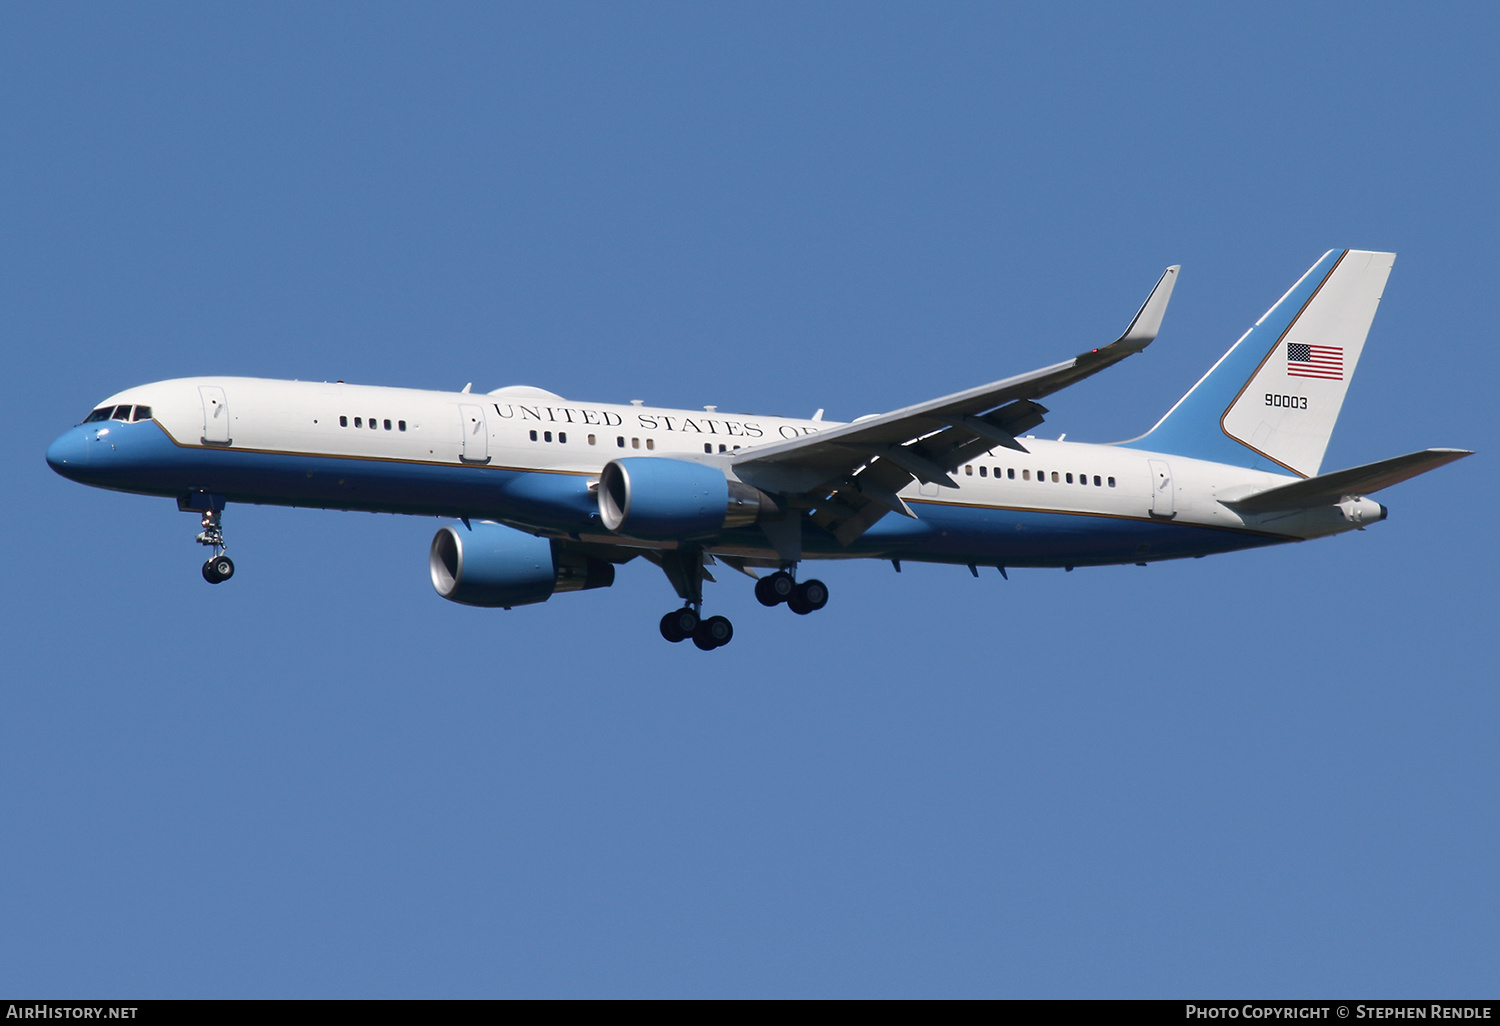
[{"left": 1286, "top": 342, "right": 1343, "bottom": 380}]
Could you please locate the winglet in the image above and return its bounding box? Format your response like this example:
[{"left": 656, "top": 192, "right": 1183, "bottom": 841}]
[
  {"left": 1073, "top": 264, "right": 1180, "bottom": 370},
  {"left": 1113, "top": 265, "right": 1180, "bottom": 353}
]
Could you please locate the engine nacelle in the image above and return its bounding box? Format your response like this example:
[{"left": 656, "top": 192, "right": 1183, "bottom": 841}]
[
  {"left": 429, "top": 521, "right": 615, "bottom": 608},
  {"left": 597, "top": 457, "right": 776, "bottom": 539}
]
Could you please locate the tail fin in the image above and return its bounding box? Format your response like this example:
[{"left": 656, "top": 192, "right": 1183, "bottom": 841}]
[{"left": 1133, "top": 249, "right": 1395, "bottom": 477}]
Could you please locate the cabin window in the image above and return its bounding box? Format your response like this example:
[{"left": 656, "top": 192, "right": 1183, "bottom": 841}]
[
  {"left": 1022, "top": 469, "right": 1030, "bottom": 481},
  {"left": 646, "top": 438, "right": 655, "bottom": 450},
  {"left": 704, "top": 444, "right": 713, "bottom": 454},
  {"left": 965, "top": 465, "right": 973, "bottom": 476},
  {"left": 588, "top": 434, "right": 596, "bottom": 445},
  {"left": 1066, "top": 473, "right": 1073, "bottom": 483},
  {"left": 1108, "top": 476, "right": 1116, "bottom": 487},
  {"left": 529, "top": 430, "right": 538, "bottom": 441},
  {"left": 1051, "top": 471, "right": 1059, "bottom": 482},
  {"left": 979, "top": 466, "right": 987, "bottom": 477},
  {"left": 544, "top": 431, "right": 552, "bottom": 442},
  {"left": 1007, "top": 468, "right": 1015, "bottom": 480},
  {"left": 384, "top": 419, "right": 392, "bottom": 430},
  {"left": 354, "top": 417, "right": 362, "bottom": 428},
  {"left": 339, "top": 416, "right": 348, "bottom": 427},
  {"left": 719, "top": 444, "right": 728, "bottom": 453},
  {"left": 632, "top": 438, "right": 640, "bottom": 449},
  {"left": 559, "top": 432, "right": 567, "bottom": 443},
  {"left": 617, "top": 436, "right": 626, "bottom": 447},
  {"left": 399, "top": 421, "right": 407, "bottom": 432},
  {"left": 1093, "top": 475, "right": 1101, "bottom": 486}
]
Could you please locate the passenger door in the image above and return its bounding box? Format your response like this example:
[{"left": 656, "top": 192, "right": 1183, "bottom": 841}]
[
  {"left": 1148, "top": 459, "right": 1175, "bottom": 518},
  {"left": 199, "top": 386, "right": 231, "bottom": 445},
  {"left": 458, "top": 403, "right": 490, "bottom": 463}
]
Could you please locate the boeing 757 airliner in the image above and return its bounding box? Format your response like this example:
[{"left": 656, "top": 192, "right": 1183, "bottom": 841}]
[{"left": 47, "top": 250, "right": 1470, "bottom": 649}]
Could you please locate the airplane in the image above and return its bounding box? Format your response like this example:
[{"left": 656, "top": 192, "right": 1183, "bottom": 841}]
[{"left": 46, "top": 249, "right": 1470, "bottom": 650}]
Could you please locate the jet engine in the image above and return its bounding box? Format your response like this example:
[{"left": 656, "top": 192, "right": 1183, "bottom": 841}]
[
  {"left": 597, "top": 457, "right": 778, "bottom": 539},
  {"left": 429, "top": 521, "right": 615, "bottom": 608}
]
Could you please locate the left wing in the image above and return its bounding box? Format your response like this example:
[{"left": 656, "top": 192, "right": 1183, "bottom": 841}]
[{"left": 731, "top": 265, "right": 1179, "bottom": 546}]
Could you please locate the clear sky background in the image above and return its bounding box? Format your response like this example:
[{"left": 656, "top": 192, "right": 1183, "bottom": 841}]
[{"left": 2, "top": 3, "right": 1495, "bottom": 998}]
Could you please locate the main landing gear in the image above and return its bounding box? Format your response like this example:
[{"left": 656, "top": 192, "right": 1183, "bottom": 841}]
[
  {"left": 659, "top": 608, "right": 735, "bottom": 651},
  {"left": 655, "top": 547, "right": 735, "bottom": 650},
  {"left": 196, "top": 509, "right": 235, "bottom": 584},
  {"left": 754, "top": 570, "right": 828, "bottom": 615},
  {"left": 653, "top": 551, "right": 830, "bottom": 651}
]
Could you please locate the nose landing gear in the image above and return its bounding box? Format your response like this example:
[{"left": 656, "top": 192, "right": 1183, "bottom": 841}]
[{"left": 194, "top": 508, "right": 234, "bottom": 584}]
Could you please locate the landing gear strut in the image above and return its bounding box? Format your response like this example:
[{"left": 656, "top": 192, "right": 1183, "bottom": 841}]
[
  {"left": 195, "top": 509, "right": 234, "bottom": 584},
  {"left": 655, "top": 547, "right": 733, "bottom": 650},
  {"left": 755, "top": 568, "right": 828, "bottom": 615}
]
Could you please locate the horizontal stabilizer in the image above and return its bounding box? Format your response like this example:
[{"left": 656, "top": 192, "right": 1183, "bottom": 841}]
[{"left": 1224, "top": 448, "right": 1472, "bottom": 513}]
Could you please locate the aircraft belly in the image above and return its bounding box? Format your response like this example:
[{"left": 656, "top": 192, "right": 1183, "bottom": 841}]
[{"left": 850, "top": 501, "right": 1282, "bottom": 567}]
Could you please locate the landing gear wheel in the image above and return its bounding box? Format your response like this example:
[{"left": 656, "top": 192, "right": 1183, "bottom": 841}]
[
  {"left": 660, "top": 607, "right": 699, "bottom": 643},
  {"left": 799, "top": 578, "right": 828, "bottom": 610},
  {"left": 202, "top": 555, "right": 235, "bottom": 584},
  {"left": 787, "top": 578, "right": 827, "bottom": 615},
  {"left": 693, "top": 615, "right": 734, "bottom": 650},
  {"left": 756, "top": 571, "right": 796, "bottom": 607}
]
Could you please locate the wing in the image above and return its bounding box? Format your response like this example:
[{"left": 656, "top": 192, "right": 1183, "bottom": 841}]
[{"left": 731, "top": 265, "right": 1180, "bottom": 546}]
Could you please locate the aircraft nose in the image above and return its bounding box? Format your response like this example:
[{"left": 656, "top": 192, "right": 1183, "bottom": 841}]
[{"left": 46, "top": 426, "right": 92, "bottom": 477}]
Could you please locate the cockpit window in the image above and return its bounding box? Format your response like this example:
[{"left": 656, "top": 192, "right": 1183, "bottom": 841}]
[{"left": 81, "top": 404, "right": 152, "bottom": 425}]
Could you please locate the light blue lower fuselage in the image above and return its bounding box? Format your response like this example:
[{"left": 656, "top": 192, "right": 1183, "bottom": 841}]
[{"left": 46, "top": 408, "right": 1288, "bottom": 571}]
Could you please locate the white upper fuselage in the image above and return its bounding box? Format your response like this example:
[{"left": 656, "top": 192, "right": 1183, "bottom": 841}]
[{"left": 78, "top": 376, "right": 1366, "bottom": 557}]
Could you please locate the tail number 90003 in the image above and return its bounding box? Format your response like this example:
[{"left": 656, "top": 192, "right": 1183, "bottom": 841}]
[{"left": 1265, "top": 394, "right": 1308, "bottom": 409}]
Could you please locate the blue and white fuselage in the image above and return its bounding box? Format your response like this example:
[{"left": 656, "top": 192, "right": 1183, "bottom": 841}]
[
  {"left": 46, "top": 376, "right": 1372, "bottom": 565},
  {"left": 45, "top": 250, "right": 1470, "bottom": 648}
]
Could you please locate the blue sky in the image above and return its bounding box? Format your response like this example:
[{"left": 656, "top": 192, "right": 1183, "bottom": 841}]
[{"left": 2, "top": 3, "right": 1495, "bottom": 997}]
